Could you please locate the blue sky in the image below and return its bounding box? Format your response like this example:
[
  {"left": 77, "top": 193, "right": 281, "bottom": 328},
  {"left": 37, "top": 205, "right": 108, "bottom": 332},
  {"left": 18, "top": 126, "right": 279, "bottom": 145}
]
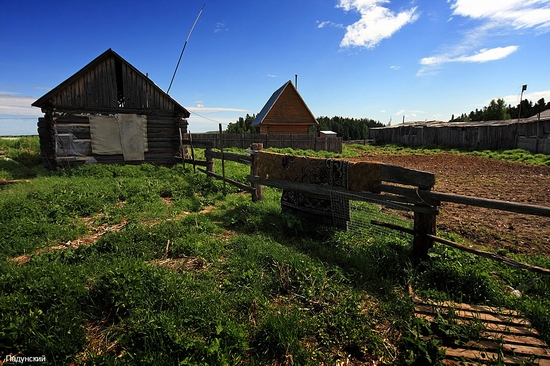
[{"left": 2, "top": 0, "right": 550, "bottom": 135}]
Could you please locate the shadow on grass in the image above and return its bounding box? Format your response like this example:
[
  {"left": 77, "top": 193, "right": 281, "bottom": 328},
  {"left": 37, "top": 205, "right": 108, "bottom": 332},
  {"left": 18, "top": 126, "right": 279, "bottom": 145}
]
[{"left": 210, "top": 198, "right": 415, "bottom": 298}]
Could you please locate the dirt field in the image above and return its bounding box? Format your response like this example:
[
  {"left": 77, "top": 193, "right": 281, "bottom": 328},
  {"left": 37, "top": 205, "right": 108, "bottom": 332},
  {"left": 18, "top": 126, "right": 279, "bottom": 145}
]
[{"left": 352, "top": 153, "right": 550, "bottom": 257}]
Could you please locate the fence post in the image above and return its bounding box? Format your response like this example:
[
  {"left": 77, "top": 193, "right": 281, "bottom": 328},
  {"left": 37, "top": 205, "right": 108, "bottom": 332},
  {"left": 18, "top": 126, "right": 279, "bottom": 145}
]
[
  {"left": 219, "top": 124, "right": 226, "bottom": 196},
  {"left": 206, "top": 147, "right": 214, "bottom": 173},
  {"left": 413, "top": 210, "right": 436, "bottom": 260},
  {"left": 250, "top": 143, "right": 264, "bottom": 202},
  {"left": 179, "top": 128, "right": 185, "bottom": 169}
]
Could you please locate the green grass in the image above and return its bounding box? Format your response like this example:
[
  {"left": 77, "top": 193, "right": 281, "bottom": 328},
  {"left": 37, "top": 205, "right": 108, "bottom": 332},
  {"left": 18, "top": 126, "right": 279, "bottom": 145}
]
[
  {"left": 346, "top": 142, "right": 550, "bottom": 165},
  {"left": 1, "top": 136, "right": 549, "bottom": 365},
  {"left": 0, "top": 136, "right": 46, "bottom": 179}
]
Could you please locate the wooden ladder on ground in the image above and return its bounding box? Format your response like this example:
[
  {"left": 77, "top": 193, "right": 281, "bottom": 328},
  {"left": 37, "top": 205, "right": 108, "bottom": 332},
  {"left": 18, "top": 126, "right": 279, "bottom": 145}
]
[{"left": 413, "top": 296, "right": 550, "bottom": 365}]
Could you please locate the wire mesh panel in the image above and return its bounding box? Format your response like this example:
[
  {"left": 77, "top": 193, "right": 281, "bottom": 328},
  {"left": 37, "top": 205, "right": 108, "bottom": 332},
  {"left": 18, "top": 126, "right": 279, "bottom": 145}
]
[{"left": 330, "top": 190, "right": 414, "bottom": 242}]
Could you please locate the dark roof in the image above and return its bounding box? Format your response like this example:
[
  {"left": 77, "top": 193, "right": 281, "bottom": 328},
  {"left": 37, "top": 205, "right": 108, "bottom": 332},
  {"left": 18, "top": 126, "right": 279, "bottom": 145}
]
[
  {"left": 251, "top": 80, "right": 316, "bottom": 127},
  {"left": 32, "top": 49, "right": 189, "bottom": 117}
]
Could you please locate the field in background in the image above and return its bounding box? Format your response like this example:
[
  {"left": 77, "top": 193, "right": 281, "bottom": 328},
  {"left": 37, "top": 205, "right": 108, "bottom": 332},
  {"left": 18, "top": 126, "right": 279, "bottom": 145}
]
[{"left": 1, "top": 136, "right": 549, "bottom": 365}]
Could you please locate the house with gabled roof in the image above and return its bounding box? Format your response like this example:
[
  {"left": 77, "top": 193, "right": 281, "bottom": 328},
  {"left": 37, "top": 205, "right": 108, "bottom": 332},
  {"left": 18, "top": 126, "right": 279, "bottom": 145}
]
[
  {"left": 251, "top": 80, "right": 318, "bottom": 134},
  {"left": 32, "top": 48, "right": 190, "bottom": 169}
]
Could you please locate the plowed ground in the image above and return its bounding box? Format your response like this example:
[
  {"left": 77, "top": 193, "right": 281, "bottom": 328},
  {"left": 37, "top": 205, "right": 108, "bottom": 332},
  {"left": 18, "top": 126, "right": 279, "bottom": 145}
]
[{"left": 350, "top": 153, "right": 550, "bottom": 257}]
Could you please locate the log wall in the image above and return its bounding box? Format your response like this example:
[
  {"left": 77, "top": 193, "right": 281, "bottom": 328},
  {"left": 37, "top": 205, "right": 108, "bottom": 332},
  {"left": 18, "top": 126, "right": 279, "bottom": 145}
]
[{"left": 38, "top": 111, "right": 186, "bottom": 169}]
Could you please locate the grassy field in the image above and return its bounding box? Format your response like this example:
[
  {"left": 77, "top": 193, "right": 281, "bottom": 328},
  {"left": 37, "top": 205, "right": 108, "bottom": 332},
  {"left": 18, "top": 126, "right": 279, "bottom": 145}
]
[{"left": 1, "top": 137, "right": 549, "bottom": 365}]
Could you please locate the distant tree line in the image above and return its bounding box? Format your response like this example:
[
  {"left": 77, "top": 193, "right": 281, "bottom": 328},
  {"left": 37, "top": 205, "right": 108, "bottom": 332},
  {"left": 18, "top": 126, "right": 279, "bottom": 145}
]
[
  {"left": 450, "top": 98, "right": 550, "bottom": 122},
  {"left": 225, "top": 114, "right": 256, "bottom": 134},
  {"left": 314, "top": 116, "right": 384, "bottom": 140},
  {"left": 224, "top": 115, "right": 384, "bottom": 140}
]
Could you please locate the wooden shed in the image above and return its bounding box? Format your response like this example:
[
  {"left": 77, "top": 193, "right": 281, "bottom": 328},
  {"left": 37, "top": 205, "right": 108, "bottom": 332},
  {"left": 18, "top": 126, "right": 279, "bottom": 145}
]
[
  {"left": 251, "top": 80, "right": 318, "bottom": 134},
  {"left": 32, "top": 49, "right": 190, "bottom": 169}
]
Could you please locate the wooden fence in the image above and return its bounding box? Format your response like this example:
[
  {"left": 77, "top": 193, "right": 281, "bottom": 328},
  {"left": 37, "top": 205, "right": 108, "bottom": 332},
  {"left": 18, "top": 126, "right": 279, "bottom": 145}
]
[
  {"left": 369, "top": 118, "right": 550, "bottom": 154},
  {"left": 188, "top": 133, "right": 342, "bottom": 153},
  {"left": 183, "top": 138, "right": 550, "bottom": 273}
]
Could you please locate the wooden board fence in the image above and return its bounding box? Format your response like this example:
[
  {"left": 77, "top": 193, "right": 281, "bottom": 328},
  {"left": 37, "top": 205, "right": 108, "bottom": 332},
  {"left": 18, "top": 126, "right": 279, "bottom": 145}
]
[
  {"left": 193, "top": 141, "right": 550, "bottom": 268},
  {"left": 188, "top": 133, "right": 343, "bottom": 153}
]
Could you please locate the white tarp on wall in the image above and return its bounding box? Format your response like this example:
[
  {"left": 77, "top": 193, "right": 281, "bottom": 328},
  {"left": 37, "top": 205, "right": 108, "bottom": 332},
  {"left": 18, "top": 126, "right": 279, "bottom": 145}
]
[{"left": 89, "top": 114, "right": 148, "bottom": 160}]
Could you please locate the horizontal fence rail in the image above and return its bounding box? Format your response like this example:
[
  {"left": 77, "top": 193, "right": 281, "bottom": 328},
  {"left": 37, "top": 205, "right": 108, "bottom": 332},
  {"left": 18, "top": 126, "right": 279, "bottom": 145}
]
[{"left": 374, "top": 183, "right": 550, "bottom": 217}]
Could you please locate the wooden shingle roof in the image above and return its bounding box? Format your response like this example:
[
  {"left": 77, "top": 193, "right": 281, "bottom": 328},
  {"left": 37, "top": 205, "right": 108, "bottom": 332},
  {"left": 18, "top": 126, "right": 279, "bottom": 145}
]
[{"left": 33, "top": 49, "right": 189, "bottom": 117}]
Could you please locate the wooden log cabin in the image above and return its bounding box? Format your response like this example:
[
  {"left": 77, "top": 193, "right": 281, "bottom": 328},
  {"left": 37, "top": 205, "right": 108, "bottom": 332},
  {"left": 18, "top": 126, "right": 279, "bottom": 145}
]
[
  {"left": 32, "top": 49, "right": 190, "bottom": 169},
  {"left": 251, "top": 80, "right": 318, "bottom": 134}
]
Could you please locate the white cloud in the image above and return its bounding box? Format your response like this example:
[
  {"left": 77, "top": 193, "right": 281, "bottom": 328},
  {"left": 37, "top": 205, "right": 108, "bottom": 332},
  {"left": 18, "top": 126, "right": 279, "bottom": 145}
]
[
  {"left": 390, "top": 65, "right": 400, "bottom": 70},
  {"left": 317, "top": 20, "right": 344, "bottom": 29},
  {"left": 267, "top": 74, "right": 278, "bottom": 78},
  {"left": 214, "top": 22, "right": 228, "bottom": 33},
  {"left": 500, "top": 89, "right": 550, "bottom": 105},
  {"left": 420, "top": 46, "right": 518, "bottom": 65},
  {"left": 0, "top": 92, "right": 42, "bottom": 116},
  {"left": 450, "top": 0, "right": 550, "bottom": 30},
  {"left": 418, "top": 1, "right": 550, "bottom": 75},
  {"left": 337, "top": 0, "right": 419, "bottom": 49}
]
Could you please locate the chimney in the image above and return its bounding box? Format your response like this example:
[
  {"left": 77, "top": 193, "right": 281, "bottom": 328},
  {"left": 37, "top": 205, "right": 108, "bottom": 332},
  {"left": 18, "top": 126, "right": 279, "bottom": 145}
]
[{"left": 295, "top": 74, "right": 298, "bottom": 90}]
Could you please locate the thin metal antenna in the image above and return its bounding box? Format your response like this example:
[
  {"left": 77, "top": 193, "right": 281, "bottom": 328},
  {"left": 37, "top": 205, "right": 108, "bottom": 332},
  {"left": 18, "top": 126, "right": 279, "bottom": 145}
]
[{"left": 167, "top": 4, "right": 205, "bottom": 94}]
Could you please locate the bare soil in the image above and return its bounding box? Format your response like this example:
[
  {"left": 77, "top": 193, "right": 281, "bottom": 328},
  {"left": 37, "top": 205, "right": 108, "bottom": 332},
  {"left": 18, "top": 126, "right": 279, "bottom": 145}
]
[{"left": 351, "top": 153, "right": 550, "bottom": 257}]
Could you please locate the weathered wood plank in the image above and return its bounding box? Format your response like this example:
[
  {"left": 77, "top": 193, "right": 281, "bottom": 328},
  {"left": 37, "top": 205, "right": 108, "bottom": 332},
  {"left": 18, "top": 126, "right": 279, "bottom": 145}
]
[
  {"left": 205, "top": 150, "right": 252, "bottom": 165},
  {"left": 414, "top": 304, "right": 528, "bottom": 326},
  {"left": 427, "top": 190, "right": 550, "bottom": 217},
  {"left": 379, "top": 164, "right": 435, "bottom": 189},
  {"left": 413, "top": 296, "right": 521, "bottom": 317},
  {"left": 182, "top": 159, "right": 209, "bottom": 167},
  {"left": 248, "top": 176, "right": 438, "bottom": 213},
  {"left": 198, "top": 168, "right": 255, "bottom": 193},
  {"left": 466, "top": 339, "right": 550, "bottom": 357},
  {"left": 444, "top": 347, "right": 550, "bottom": 365},
  {"left": 427, "top": 234, "right": 550, "bottom": 276},
  {"left": 375, "top": 183, "right": 550, "bottom": 217},
  {"left": 416, "top": 313, "right": 541, "bottom": 339},
  {"left": 481, "top": 331, "right": 549, "bottom": 348}
]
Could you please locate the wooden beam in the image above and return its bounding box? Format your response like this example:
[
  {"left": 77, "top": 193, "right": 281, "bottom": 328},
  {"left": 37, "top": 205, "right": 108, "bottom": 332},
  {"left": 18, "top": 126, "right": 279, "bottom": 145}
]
[
  {"left": 183, "top": 159, "right": 208, "bottom": 167},
  {"left": 380, "top": 164, "right": 435, "bottom": 190},
  {"left": 250, "top": 143, "right": 264, "bottom": 201},
  {"left": 371, "top": 220, "right": 415, "bottom": 235},
  {"left": 414, "top": 211, "right": 436, "bottom": 260},
  {"left": 183, "top": 140, "right": 214, "bottom": 149},
  {"left": 427, "top": 234, "right": 550, "bottom": 276},
  {"left": 424, "top": 190, "right": 550, "bottom": 217},
  {"left": 197, "top": 167, "right": 255, "bottom": 193},
  {"left": 204, "top": 149, "right": 252, "bottom": 165},
  {"left": 375, "top": 183, "right": 550, "bottom": 217},
  {"left": 219, "top": 124, "right": 226, "bottom": 196},
  {"left": 247, "top": 176, "right": 438, "bottom": 214},
  {"left": 371, "top": 220, "right": 550, "bottom": 275}
]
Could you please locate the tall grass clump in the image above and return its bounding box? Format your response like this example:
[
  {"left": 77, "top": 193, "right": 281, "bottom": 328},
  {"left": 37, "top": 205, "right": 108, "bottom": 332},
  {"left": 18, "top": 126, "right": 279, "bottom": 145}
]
[{"left": 0, "top": 136, "right": 45, "bottom": 179}]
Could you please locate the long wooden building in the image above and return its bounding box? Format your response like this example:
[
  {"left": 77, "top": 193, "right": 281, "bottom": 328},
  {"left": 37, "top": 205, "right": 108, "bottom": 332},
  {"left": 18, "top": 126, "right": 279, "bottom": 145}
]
[
  {"left": 32, "top": 49, "right": 190, "bottom": 169},
  {"left": 369, "top": 111, "right": 550, "bottom": 154}
]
